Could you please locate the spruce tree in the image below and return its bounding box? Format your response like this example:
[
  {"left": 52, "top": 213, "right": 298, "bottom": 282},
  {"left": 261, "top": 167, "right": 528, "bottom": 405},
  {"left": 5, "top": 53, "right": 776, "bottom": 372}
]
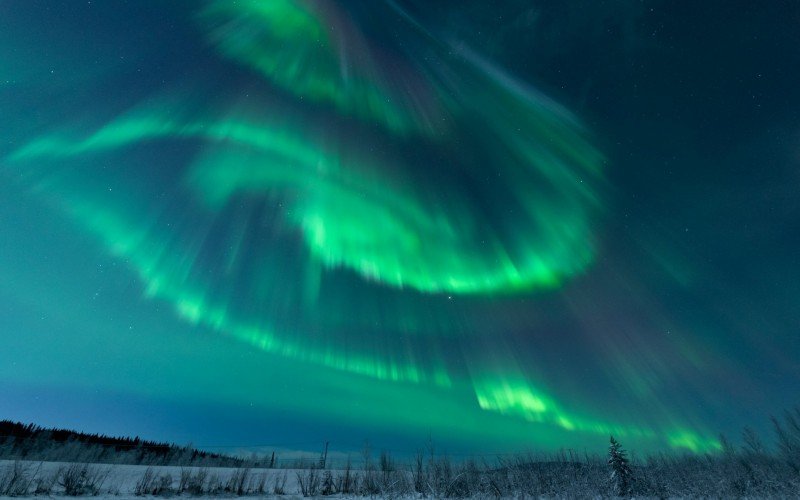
[{"left": 608, "top": 435, "right": 633, "bottom": 496}]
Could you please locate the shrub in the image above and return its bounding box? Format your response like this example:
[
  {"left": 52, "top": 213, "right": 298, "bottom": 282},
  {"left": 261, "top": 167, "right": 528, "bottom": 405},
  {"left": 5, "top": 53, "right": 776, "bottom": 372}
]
[
  {"left": 58, "top": 463, "right": 108, "bottom": 496},
  {"left": 297, "top": 467, "right": 320, "bottom": 497},
  {"left": 272, "top": 471, "right": 287, "bottom": 495},
  {"left": 0, "top": 461, "right": 34, "bottom": 496}
]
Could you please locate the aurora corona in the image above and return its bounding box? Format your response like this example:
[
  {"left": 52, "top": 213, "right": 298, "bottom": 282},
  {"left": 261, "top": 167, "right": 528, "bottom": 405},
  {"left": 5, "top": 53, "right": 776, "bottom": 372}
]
[{"left": 0, "top": 0, "right": 741, "bottom": 454}]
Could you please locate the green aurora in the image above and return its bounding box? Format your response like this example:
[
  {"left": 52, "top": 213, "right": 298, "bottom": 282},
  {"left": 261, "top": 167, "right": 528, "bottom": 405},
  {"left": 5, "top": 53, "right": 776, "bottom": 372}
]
[{"left": 3, "top": 0, "right": 795, "bottom": 455}]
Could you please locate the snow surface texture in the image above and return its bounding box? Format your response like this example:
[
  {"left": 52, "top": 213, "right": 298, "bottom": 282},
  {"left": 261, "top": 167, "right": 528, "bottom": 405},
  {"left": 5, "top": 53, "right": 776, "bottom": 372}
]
[
  {"left": 0, "top": 460, "right": 304, "bottom": 498},
  {"left": 4, "top": 455, "right": 800, "bottom": 497}
]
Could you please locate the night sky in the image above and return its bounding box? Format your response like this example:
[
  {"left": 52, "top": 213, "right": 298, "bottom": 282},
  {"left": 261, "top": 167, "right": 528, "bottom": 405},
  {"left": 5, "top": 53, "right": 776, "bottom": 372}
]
[{"left": 1, "top": 0, "right": 799, "bottom": 457}]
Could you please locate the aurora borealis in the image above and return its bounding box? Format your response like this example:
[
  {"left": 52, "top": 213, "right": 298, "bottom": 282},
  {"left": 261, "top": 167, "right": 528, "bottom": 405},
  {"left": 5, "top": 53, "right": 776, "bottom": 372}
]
[{"left": 1, "top": 1, "right": 799, "bottom": 457}]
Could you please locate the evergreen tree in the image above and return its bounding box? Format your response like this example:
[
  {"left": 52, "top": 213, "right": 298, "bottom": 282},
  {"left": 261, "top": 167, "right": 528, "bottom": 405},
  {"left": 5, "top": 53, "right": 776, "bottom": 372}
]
[{"left": 608, "top": 435, "right": 633, "bottom": 496}]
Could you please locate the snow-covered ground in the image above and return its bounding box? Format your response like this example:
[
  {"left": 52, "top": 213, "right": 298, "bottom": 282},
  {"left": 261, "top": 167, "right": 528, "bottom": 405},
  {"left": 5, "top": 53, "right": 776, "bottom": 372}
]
[{"left": 0, "top": 459, "right": 319, "bottom": 497}]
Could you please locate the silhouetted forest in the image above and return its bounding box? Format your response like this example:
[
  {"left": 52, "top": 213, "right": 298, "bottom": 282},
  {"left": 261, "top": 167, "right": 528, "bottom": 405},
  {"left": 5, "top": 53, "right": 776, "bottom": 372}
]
[
  {"left": 0, "top": 420, "right": 242, "bottom": 467},
  {"left": 2, "top": 410, "right": 800, "bottom": 496}
]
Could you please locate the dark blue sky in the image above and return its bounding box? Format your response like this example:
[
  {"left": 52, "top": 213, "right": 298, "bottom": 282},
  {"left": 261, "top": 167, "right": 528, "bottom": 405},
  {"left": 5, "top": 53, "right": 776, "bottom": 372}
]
[{"left": 1, "top": 0, "right": 798, "bottom": 457}]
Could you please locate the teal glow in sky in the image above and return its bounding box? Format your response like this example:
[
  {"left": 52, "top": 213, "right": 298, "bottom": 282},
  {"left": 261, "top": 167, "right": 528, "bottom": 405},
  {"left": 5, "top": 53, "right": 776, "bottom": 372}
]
[{"left": 1, "top": 0, "right": 798, "bottom": 456}]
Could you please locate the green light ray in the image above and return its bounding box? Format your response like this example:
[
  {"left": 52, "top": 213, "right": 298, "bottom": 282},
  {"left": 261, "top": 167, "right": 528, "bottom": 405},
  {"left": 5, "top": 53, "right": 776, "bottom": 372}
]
[
  {"left": 0, "top": 0, "right": 727, "bottom": 453},
  {"left": 61, "top": 194, "right": 449, "bottom": 386},
  {"left": 472, "top": 375, "right": 720, "bottom": 452},
  {"left": 11, "top": 95, "right": 600, "bottom": 295},
  {"left": 473, "top": 376, "right": 655, "bottom": 438},
  {"left": 200, "top": 0, "right": 443, "bottom": 136}
]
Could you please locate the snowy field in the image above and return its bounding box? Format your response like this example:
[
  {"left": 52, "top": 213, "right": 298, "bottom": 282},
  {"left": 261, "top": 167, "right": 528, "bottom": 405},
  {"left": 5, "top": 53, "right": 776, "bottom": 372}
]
[
  {"left": 0, "top": 460, "right": 314, "bottom": 497},
  {"left": 5, "top": 452, "right": 800, "bottom": 497}
]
